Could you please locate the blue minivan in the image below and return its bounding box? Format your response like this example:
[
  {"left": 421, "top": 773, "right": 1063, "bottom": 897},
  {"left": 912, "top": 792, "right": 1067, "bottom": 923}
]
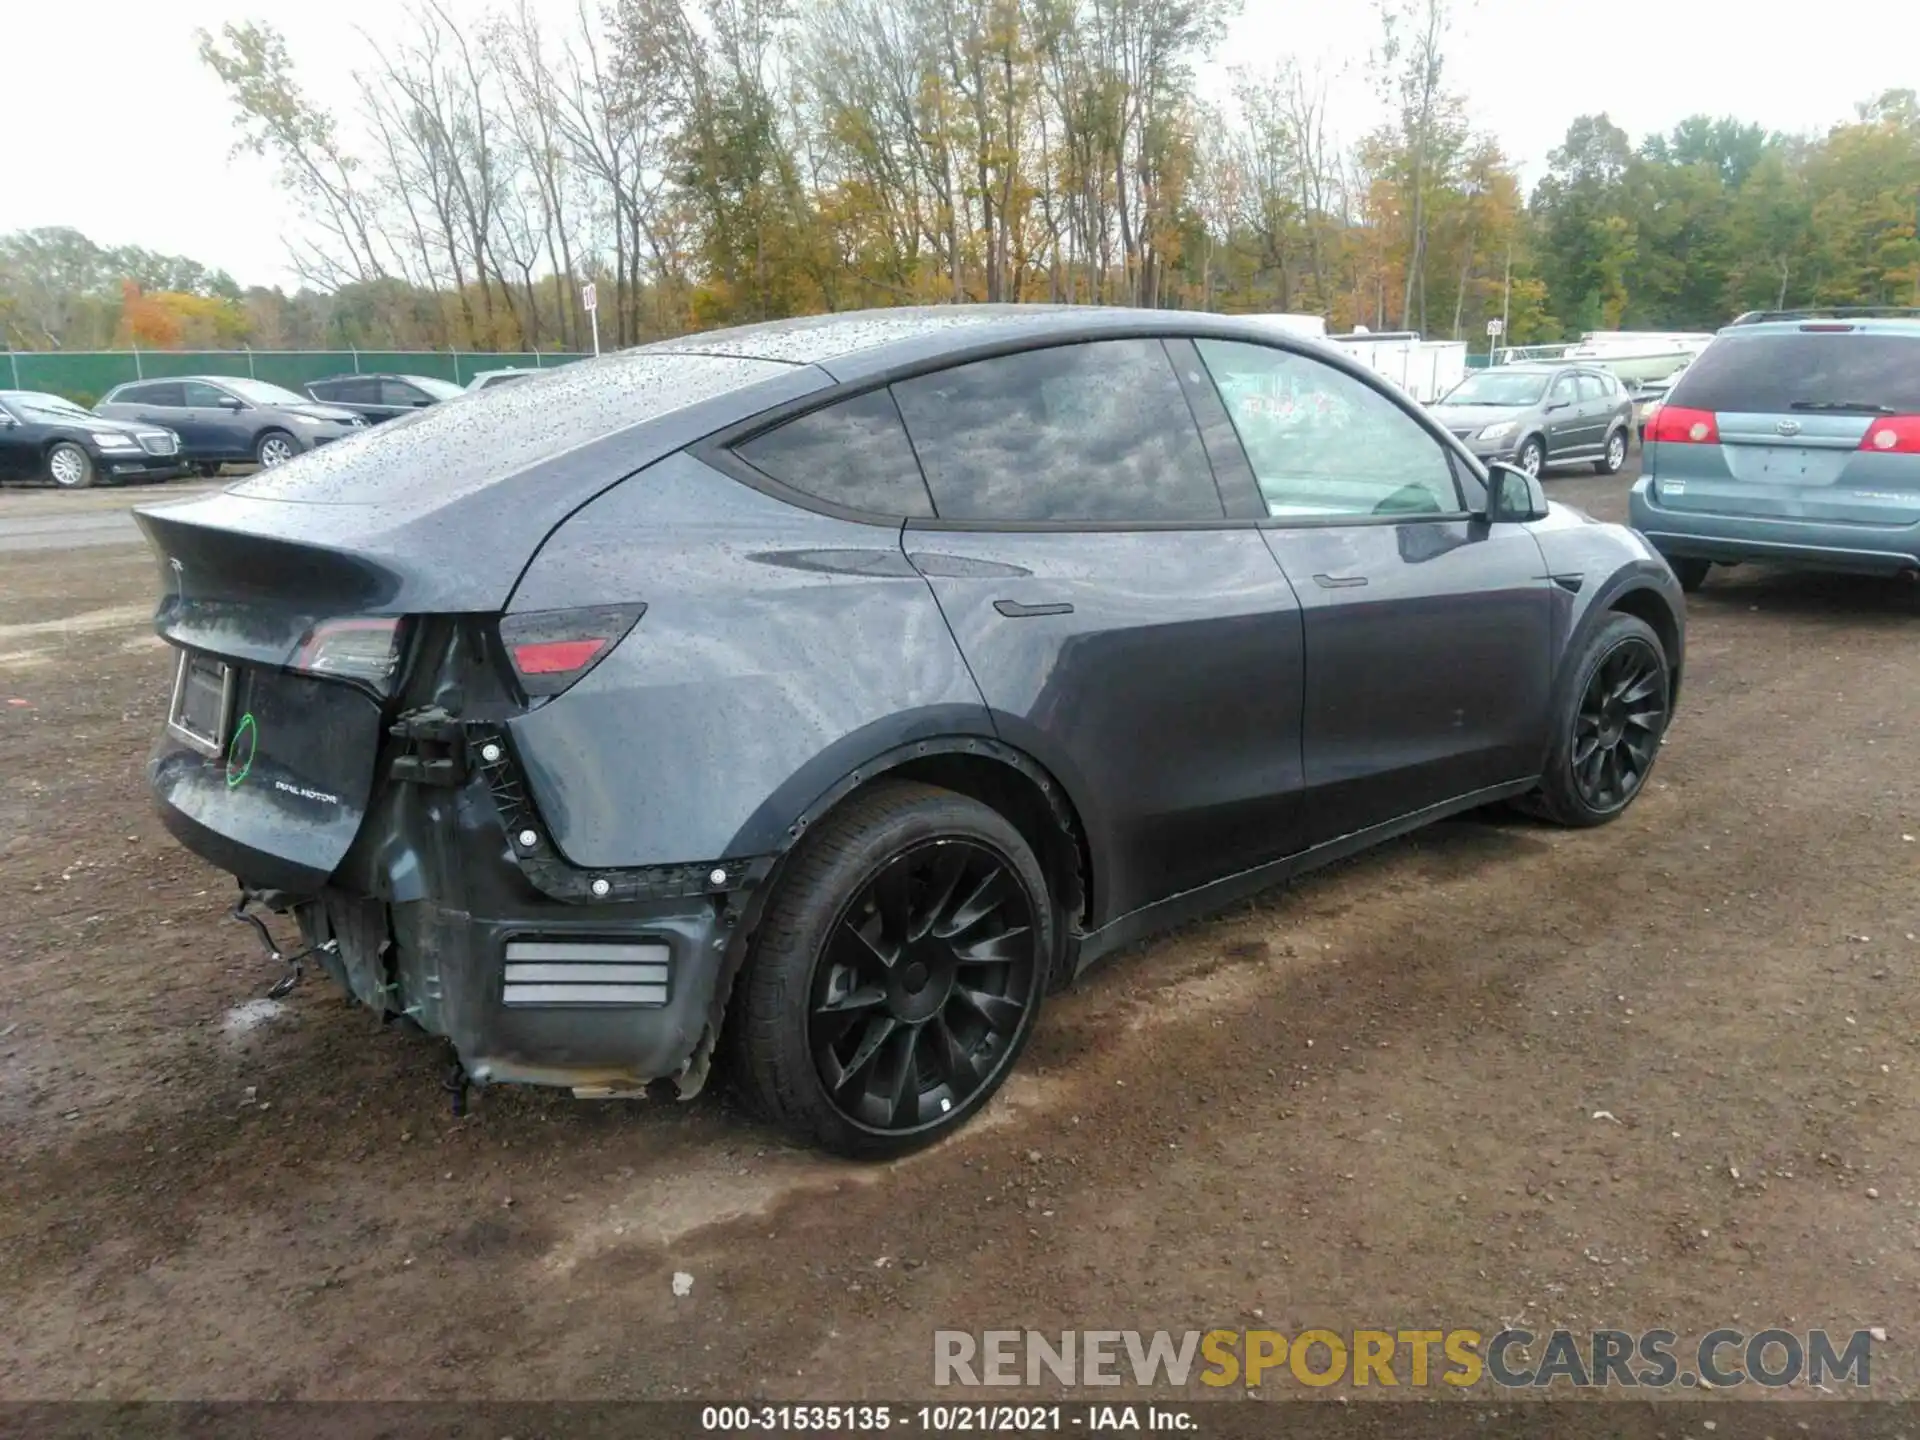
[{"left": 1629, "top": 309, "right": 1920, "bottom": 590}]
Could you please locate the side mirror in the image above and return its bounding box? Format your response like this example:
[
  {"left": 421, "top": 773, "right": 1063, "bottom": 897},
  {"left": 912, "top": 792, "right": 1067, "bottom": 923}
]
[
  {"left": 1485, "top": 462, "right": 1548, "bottom": 523},
  {"left": 1545, "top": 400, "right": 1569, "bottom": 412},
  {"left": 218, "top": 396, "right": 245, "bottom": 411}
]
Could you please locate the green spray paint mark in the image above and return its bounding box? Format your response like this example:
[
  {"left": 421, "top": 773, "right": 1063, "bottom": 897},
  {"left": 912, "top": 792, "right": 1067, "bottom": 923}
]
[{"left": 226, "top": 713, "right": 257, "bottom": 789}]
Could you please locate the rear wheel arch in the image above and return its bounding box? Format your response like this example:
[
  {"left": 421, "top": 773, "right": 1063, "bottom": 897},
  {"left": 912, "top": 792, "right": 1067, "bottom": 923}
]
[
  {"left": 692, "top": 736, "right": 1091, "bottom": 1105},
  {"left": 769, "top": 737, "right": 1090, "bottom": 970}
]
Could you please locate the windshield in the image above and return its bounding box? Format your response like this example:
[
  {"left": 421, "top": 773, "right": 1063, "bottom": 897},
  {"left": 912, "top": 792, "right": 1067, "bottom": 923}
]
[
  {"left": 2, "top": 391, "right": 95, "bottom": 421},
  {"left": 404, "top": 375, "right": 466, "bottom": 400},
  {"left": 1439, "top": 371, "right": 1549, "bottom": 406},
  {"left": 220, "top": 378, "right": 310, "bottom": 406},
  {"left": 1669, "top": 332, "right": 1920, "bottom": 413}
]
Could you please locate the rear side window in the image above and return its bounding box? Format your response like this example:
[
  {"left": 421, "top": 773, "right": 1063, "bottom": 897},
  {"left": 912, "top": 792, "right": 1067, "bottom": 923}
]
[
  {"left": 124, "top": 382, "right": 185, "bottom": 407},
  {"left": 892, "top": 339, "right": 1222, "bottom": 523},
  {"left": 734, "top": 387, "right": 933, "bottom": 518},
  {"left": 1670, "top": 332, "right": 1920, "bottom": 413}
]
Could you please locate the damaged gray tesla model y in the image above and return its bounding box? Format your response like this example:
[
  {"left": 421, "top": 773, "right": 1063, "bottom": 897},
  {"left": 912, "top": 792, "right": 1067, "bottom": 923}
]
[{"left": 137, "top": 306, "right": 1685, "bottom": 1158}]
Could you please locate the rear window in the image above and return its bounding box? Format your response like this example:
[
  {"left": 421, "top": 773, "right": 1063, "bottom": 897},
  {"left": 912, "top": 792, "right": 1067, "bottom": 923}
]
[
  {"left": 1669, "top": 332, "right": 1920, "bottom": 413},
  {"left": 229, "top": 352, "right": 797, "bottom": 508}
]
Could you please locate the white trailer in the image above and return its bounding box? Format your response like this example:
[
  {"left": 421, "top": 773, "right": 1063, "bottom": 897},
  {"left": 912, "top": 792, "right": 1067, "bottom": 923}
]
[
  {"left": 1243, "top": 313, "right": 1330, "bottom": 341},
  {"left": 1328, "top": 329, "right": 1469, "bottom": 403}
]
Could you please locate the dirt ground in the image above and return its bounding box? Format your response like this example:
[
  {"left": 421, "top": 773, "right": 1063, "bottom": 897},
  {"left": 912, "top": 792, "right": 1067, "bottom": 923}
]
[{"left": 1, "top": 462, "right": 1917, "bottom": 1404}]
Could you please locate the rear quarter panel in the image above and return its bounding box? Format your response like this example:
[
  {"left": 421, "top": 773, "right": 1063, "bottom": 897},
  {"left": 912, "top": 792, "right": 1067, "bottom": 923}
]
[{"left": 504, "top": 452, "right": 993, "bottom": 868}]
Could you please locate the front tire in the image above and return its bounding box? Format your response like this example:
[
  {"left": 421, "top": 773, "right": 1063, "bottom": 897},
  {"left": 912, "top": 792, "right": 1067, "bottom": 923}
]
[
  {"left": 1522, "top": 613, "right": 1671, "bottom": 828},
  {"left": 46, "top": 442, "right": 94, "bottom": 489},
  {"left": 1516, "top": 435, "right": 1545, "bottom": 478},
  {"left": 254, "top": 430, "right": 296, "bottom": 468},
  {"left": 1594, "top": 427, "right": 1628, "bottom": 475},
  {"left": 733, "top": 781, "right": 1053, "bottom": 1159}
]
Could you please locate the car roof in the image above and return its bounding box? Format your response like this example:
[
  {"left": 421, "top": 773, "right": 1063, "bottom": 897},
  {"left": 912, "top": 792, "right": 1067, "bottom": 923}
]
[
  {"left": 640, "top": 304, "right": 1393, "bottom": 386},
  {"left": 1721, "top": 313, "right": 1920, "bottom": 337}
]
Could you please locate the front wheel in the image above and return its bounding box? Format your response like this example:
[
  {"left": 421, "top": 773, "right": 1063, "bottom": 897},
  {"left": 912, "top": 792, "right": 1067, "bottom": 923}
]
[
  {"left": 732, "top": 780, "right": 1053, "bottom": 1159},
  {"left": 1516, "top": 435, "right": 1545, "bottom": 478},
  {"left": 45, "top": 442, "right": 94, "bottom": 489},
  {"left": 1594, "top": 428, "right": 1628, "bottom": 475},
  {"left": 1520, "top": 613, "right": 1671, "bottom": 828},
  {"left": 254, "top": 431, "right": 296, "bottom": 468}
]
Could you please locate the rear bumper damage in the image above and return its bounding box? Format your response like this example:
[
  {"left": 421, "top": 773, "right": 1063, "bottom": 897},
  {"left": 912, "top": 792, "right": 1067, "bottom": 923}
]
[{"left": 164, "top": 709, "right": 775, "bottom": 1098}]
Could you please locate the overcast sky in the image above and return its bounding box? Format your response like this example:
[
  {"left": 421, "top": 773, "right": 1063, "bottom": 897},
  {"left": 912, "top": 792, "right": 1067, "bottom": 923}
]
[{"left": 5, "top": 0, "right": 1916, "bottom": 291}]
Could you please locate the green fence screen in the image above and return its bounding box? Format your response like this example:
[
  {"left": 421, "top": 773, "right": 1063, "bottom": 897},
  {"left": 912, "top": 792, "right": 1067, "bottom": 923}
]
[{"left": 2, "top": 350, "right": 592, "bottom": 404}]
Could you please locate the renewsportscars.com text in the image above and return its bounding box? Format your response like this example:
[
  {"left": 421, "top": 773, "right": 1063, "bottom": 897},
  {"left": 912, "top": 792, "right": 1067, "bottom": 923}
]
[{"left": 933, "top": 1328, "right": 1874, "bottom": 1390}]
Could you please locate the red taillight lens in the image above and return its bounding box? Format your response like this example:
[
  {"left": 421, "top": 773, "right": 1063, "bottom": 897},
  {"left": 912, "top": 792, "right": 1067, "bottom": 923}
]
[
  {"left": 1859, "top": 416, "right": 1920, "bottom": 454},
  {"left": 498, "top": 605, "right": 646, "bottom": 698},
  {"left": 291, "top": 617, "right": 403, "bottom": 693},
  {"left": 1646, "top": 406, "right": 1719, "bottom": 445},
  {"left": 514, "top": 638, "right": 609, "bottom": 674}
]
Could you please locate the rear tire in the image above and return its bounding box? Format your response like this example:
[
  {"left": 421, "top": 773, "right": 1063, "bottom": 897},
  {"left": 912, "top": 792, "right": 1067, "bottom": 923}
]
[
  {"left": 1669, "top": 557, "right": 1711, "bottom": 592},
  {"left": 45, "top": 442, "right": 93, "bottom": 489},
  {"left": 732, "top": 780, "right": 1053, "bottom": 1159},
  {"left": 1520, "top": 613, "right": 1671, "bottom": 829},
  {"left": 1594, "top": 427, "right": 1628, "bottom": 475}
]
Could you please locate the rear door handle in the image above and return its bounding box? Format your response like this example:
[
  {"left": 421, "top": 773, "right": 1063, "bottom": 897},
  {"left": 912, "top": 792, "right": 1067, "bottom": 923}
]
[
  {"left": 1312, "top": 573, "right": 1368, "bottom": 589},
  {"left": 993, "top": 600, "right": 1074, "bottom": 618}
]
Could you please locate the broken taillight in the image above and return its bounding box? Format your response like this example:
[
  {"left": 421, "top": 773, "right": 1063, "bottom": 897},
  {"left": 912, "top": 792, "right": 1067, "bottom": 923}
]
[
  {"left": 498, "top": 605, "right": 646, "bottom": 698},
  {"left": 291, "top": 617, "right": 404, "bottom": 694}
]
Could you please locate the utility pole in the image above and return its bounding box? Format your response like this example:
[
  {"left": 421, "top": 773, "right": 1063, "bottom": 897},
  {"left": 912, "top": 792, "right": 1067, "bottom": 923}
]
[{"left": 1500, "top": 237, "right": 1513, "bottom": 348}]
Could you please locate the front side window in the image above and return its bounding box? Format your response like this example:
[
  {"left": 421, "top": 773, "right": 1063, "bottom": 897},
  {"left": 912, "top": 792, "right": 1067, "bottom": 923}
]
[
  {"left": 1550, "top": 374, "right": 1579, "bottom": 405},
  {"left": 734, "top": 387, "right": 933, "bottom": 518},
  {"left": 1194, "top": 339, "right": 1460, "bottom": 518},
  {"left": 379, "top": 378, "right": 428, "bottom": 406},
  {"left": 891, "top": 339, "right": 1222, "bottom": 523},
  {"left": 1576, "top": 373, "right": 1610, "bottom": 402},
  {"left": 182, "top": 381, "right": 233, "bottom": 408},
  {"left": 221, "top": 378, "right": 309, "bottom": 406}
]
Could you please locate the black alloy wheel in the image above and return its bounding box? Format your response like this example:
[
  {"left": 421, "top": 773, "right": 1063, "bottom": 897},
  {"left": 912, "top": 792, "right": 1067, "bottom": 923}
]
[
  {"left": 1570, "top": 636, "right": 1666, "bottom": 813},
  {"left": 809, "top": 838, "right": 1039, "bottom": 1134},
  {"left": 1517, "top": 611, "right": 1671, "bottom": 828},
  {"left": 734, "top": 780, "right": 1053, "bottom": 1158}
]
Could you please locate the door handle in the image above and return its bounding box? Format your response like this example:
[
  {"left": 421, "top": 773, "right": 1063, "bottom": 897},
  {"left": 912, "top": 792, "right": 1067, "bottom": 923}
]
[
  {"left": 993, "top": 600, "right": 1074, "bottom": 618},
  {"left": 1312, "top": 573, "right": 1368, "bottom": 589}
]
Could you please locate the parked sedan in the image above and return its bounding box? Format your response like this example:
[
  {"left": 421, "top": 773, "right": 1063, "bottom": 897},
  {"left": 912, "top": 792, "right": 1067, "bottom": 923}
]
[
  {"left": 1431, "top": 363, "right": 1635, "bottom": 477},
  {"left": 135, "top": 307, "right": 1684, "bottom": 1159},
  {"left": 97, "top": 376, "right": 364, "bottom": 471},
  {"left": 0, "top": 390, "right": 183, "bottom": 488},
  {"left": 304, "top": 373, "right": 466, "bottom": 424}
]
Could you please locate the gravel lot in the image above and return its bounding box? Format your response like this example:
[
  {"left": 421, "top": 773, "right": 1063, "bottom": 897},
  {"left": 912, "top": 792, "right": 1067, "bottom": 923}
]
[{"left": 2, "top": 461, "right": 1916, "bottom": 1403}]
